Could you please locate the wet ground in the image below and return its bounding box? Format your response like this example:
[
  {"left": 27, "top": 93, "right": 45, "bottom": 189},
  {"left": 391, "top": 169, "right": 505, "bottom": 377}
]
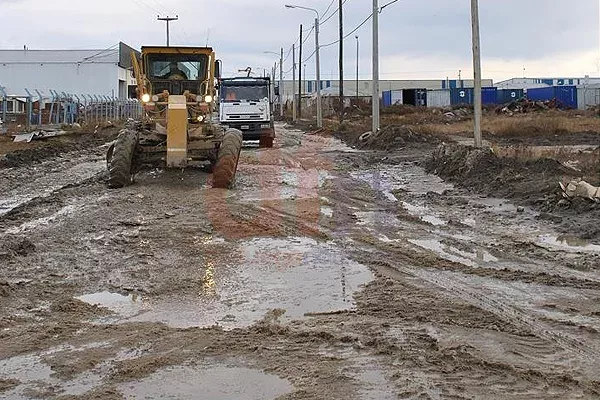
[{"left": 1, "top": 124, "right": 600, "bottom": 399}]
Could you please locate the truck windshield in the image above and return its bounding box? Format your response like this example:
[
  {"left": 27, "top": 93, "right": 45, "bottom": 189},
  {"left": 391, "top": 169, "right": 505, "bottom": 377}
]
[
  {"left": 221, "top": 85, "right": 269, "bottom": 102},
  {"left": 147, "top": 54, "right": 208, "bottom": 81}
]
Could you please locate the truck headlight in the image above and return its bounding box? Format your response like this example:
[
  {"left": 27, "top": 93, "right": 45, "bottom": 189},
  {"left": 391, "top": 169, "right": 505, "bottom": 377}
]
[
  {"left": 141, "top": 93, "right": 151, "bottom": 103},
  {"left": 204, "top": 95, "right": 213, "bottom": 103}
]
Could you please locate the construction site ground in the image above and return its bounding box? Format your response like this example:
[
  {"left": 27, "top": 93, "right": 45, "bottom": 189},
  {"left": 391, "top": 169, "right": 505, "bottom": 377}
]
[{"left": 1, "top": 115, "right": 600, "bottom": 399}]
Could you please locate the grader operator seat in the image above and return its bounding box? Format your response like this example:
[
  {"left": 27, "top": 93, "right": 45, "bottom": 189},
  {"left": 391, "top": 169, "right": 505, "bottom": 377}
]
[{"left": 161, "top": 61, "right": 188, "bottom": 80}]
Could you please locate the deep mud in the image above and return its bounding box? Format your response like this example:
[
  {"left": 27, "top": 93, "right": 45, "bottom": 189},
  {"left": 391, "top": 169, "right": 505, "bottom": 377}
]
[{"left": 1, "top": 123, "right": 600, "bottom": 399}]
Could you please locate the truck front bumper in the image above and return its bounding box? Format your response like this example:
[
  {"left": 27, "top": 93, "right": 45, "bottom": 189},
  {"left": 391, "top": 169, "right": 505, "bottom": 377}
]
[{"left": 221, "top": 122, "right": 275, "bottom": 140}]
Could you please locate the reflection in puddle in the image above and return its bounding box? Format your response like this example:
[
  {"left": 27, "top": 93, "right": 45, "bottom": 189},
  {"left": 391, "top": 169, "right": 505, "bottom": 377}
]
[
  {"left": 77, "top": 237, "right": 373, "bottom": 329},
  {"left": 537, "top": 235, "right": 600, "bottom": 254},
  {"left": 409, "top": 239, "right": 499, "bottom": 267},
  {"left": 119, "top": 363, "right": 292, "bottom": 400},
  {"left": 4, "top": 204, "right": 82, "bottom": 234}
]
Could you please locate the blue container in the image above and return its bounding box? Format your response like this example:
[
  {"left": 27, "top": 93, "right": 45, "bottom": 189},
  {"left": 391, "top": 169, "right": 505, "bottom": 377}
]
[
  {"left": 481, "top": 87, "right": 498, "bottom": 105},
  {"left": 450, "top": 88, "right": 473, "bottom": 105},
  {"left": 526, "top": 86, "right": 577, "bottom": 109},
  {"left": 554, "top": 86, "right": 577, "bottom": 109},
  {"left": 382, "top": 90, "right": 392, "bottom": 107},
  {"left": 496, "top": 89, "right": 524, "bottom": 104},
  {"left": 527, "top": 87, "right": 555, "bottom": 102}
]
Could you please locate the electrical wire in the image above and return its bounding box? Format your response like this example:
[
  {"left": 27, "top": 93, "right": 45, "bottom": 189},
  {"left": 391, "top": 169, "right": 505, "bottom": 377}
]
[{"left": 320, "top": 0, "right": 349, "bottom": 25}]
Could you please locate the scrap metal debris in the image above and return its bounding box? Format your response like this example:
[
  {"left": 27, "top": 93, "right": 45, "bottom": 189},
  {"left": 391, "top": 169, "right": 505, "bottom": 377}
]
[{"left": 13, "top": 128, "right": 67, "bottom": 143}]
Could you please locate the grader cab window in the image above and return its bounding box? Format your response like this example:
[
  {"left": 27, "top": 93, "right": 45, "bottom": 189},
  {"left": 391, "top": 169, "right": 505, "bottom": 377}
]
[{"left": 147, "top": 54, "right": 208, "bottom": 81}]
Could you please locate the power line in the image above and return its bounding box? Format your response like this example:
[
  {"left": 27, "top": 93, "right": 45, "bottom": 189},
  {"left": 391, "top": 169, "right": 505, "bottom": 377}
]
[
  {"left": 322, "top": 0, "right": 337, "bottom": 20},
  {"left": 131, "top": 0, "right": 162, "bottom": 15},
  {"left": 321, "top": 0, "right": 349, "bottom": 25}
]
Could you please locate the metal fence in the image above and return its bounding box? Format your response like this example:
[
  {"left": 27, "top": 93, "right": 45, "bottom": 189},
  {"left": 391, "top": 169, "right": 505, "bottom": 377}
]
[{"left": 0, "top": 87, "right": 142, "bottom": 134}]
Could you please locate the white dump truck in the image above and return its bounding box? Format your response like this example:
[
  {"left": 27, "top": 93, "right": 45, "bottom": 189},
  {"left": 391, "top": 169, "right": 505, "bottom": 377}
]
[{"left": 218, "top": 77, "right": 275, "bottom": 148}]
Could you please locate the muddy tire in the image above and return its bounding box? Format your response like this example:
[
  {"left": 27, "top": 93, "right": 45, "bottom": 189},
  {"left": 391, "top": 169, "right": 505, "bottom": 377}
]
[
  {"left": 259, "top": 135, "right": 274, "bottom": 148},
  {"left": 213, "top": 129, "right": 243, "bottom": 189},
  {"left": 107, "top": 129, "right": 138, "bottom": 189}
]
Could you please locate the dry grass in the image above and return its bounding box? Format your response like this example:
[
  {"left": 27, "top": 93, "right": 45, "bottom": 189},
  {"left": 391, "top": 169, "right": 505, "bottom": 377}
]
[{"left": 492, "top": 144, "right": 600, "bottom": 178}]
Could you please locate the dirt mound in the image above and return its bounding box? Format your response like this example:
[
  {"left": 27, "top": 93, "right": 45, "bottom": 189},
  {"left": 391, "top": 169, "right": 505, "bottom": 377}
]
[
  {"left": 341, "top": 125, "right": 440, "bottom": 151},
  {"left": 0, "top": 127, "right": 119, "bottom": 169},
  {"left": 426, "top": 143, "right": 600, "bottom": 238}
]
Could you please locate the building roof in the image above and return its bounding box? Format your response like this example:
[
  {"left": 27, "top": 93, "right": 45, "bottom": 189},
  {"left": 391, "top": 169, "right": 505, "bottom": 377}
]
[{"left": 0, "top": 42, "right": 139, "bottom": 68}]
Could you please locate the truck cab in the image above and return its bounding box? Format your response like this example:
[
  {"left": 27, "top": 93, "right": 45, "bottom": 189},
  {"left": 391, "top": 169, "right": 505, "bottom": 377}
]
[{"left": 218, "top": 77, "right": 275, "bottom": 148}]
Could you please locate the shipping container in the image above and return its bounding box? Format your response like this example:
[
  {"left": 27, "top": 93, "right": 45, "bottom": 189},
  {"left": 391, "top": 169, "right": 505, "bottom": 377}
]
[
  {"left": 577, "top": 86, "right": 600, "bottom": 110},
  {"left": 427, "top": 89, "right": 451, "bottom": 107},
  {"left": 403, "top": 89, "right": 427, "bottom": 106},
  {"left": 554, "top": 86, "right": 577, "bottom": 109},
  {"left": 496, "top": 89, "right": 524, "bottom": 104},
  {"left": 526, "top": 86, "right": 578, "bottom": 109},
  {"left": 481, "top": 87, "right": 497, "bottom": 104},
  {"left": 382, "top": 90, "right": 392, "bottom": 107},
  {"left": 391, "top": 90, "right": 403, "bottom": 105},
  {"left": 450, "top": 88, "right": 473, "bottom": 105}
]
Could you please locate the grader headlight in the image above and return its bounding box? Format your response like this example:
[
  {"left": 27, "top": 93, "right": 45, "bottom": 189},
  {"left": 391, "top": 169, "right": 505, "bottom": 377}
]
[
  {"left": 204, "top": 95, "right": 213, "bottom": 103},
  {"left": 141, "top": 93, "right": 151, "bottom": 103}
]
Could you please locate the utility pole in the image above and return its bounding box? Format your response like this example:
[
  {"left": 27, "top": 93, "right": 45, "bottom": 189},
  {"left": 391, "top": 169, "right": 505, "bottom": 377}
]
[
  {"left": 339, "top": 0, "right": 344, "bottom": 122},
  {"left": 315, "top": 17, "right": 322, "bottom": 128},
  {"left": 292, "top": 44, "right": 297, "bottom": 122},
  {"left": 372, "top": 0, "right": 380, "bottom": 133},
  {"left": 298, "top": 24, "right": 303, "bottom": 119},
  {"left": 355, "top": 35, "right": 359, "bottom": 101},
  {"left": 280, "top": 47, "right": 284, "bottom": 118},
  {"left": 471, "top": 0, "right": 483, "bottom": 148},
  {"left": 157, "top": 15, "right": 178, "bottom": 47}
]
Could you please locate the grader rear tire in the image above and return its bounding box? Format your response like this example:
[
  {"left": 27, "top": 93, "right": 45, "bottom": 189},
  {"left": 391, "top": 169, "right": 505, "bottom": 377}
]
[
  {"left": 213, "top": 129, "right": 243, "bottom": 189},
  {"left": 107, "top": 129, "right": 138, "bottom": 189}
]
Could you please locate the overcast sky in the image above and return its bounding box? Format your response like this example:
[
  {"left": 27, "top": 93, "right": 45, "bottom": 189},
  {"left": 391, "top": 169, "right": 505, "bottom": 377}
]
[{"left": 1, "top": 0, "right": 599, "bottom": 82}]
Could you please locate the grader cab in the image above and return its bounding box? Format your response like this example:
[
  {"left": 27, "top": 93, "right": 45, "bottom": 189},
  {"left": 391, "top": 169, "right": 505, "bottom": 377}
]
[{"left": 106, "top": 46, "right": 242, "bottom": 188}]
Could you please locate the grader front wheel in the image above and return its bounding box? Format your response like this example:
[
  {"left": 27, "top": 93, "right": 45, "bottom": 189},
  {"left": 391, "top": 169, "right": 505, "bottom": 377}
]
[
  {"left": 107, "top": 129, "right": 138, "bottom": 188},
  {"left": 212, "top": 129, "right": 243, "bottom": 189}
]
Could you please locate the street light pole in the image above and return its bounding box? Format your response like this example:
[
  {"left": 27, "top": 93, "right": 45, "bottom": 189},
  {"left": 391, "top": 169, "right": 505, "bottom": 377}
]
[
  {"left": 372, "top": 0, "right": 380, "bottom": 133},
  {"left": 355, "top": 35, "right": 359, "bottom": 101},
  {"left": 280, "top": 47, "right": 284, "bottom": 118},
  {"left": 285, "top": 4, "right": 322, "bottom": 128},
  {"left": 157, "top": 15, "right": 178, "bottom": 47}
]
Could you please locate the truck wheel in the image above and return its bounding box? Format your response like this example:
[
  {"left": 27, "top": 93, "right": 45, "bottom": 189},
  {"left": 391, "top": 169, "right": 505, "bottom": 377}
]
[
  {"left": 107, "top": 129, "right": 138, "bottom": 188},
  {"left": 259, "top": 133, "right": 274, "bottom": 148},
  {"left": 213, "top": 129, "right": 243, "bottom": 188}
]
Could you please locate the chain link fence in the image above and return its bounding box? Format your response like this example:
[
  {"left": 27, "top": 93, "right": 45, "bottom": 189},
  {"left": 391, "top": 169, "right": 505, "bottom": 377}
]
[{"left": 0, "top": 88, "right": 142, "bottom": 135}]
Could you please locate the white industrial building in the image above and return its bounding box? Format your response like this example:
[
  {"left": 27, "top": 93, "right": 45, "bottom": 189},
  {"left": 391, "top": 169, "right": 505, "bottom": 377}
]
[
  {"left": 279, "top": 78, "right": 494, "bottom": 101},
  {"left": 0, "top": 42, "right": 139, "bottom": 99},
  {"left": 496, "top": 76, "right": 600, "bottom": 90}
]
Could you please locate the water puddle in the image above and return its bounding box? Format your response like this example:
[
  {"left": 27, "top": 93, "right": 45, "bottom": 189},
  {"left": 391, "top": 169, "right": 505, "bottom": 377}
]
[
  {"left": 401, "top": 201, "right": 447, "bottom": 226},
  {"left": 77, "top": 237, "right": 373, "bottom": 329},
  {"left": 321, "top": 206, "right": 333, "bottom": 217},
  {"left": 537, "top": 235, "right": 600, "bottom": 254},
  {"left": 352, "top": 164, "right": 453, "bottom": 201},
  {"left": 119, "top": 363, "right": 292, "bottom": 400},
  {"left": 409, "top": 238, "right": 498, "bottom": 267}
]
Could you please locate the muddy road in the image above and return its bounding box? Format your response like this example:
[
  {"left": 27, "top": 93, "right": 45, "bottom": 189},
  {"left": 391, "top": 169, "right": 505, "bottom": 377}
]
[{"left": 1, "top": 124, "right": 600, "bottom": 399}]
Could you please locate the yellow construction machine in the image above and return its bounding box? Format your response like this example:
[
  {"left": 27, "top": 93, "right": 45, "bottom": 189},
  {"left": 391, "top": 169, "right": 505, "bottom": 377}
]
[{"left": 106, "top": 46, "right": 242, "bottom": 188}]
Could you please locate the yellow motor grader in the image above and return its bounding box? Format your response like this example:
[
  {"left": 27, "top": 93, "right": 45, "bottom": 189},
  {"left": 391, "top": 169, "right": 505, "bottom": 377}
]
[{"left": 106, "top": 46, "right": 242, "bottom": 188}]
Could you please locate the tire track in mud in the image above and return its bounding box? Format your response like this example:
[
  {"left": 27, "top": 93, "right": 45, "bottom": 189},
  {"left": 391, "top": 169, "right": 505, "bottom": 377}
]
[{"left": 365, "top": 255, "right": 600, "bottom": 370}]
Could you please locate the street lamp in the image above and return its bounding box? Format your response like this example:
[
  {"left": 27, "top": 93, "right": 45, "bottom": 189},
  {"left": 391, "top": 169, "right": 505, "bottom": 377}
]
[
  {"left": 264, "top": 50, "right": 284, "bottom": 118},
  {"left": 285, "top": 4, "right": 322, "bottom": 128},
  {"left": 355, "top": 36, "right": 359, "bottom": 101}
]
